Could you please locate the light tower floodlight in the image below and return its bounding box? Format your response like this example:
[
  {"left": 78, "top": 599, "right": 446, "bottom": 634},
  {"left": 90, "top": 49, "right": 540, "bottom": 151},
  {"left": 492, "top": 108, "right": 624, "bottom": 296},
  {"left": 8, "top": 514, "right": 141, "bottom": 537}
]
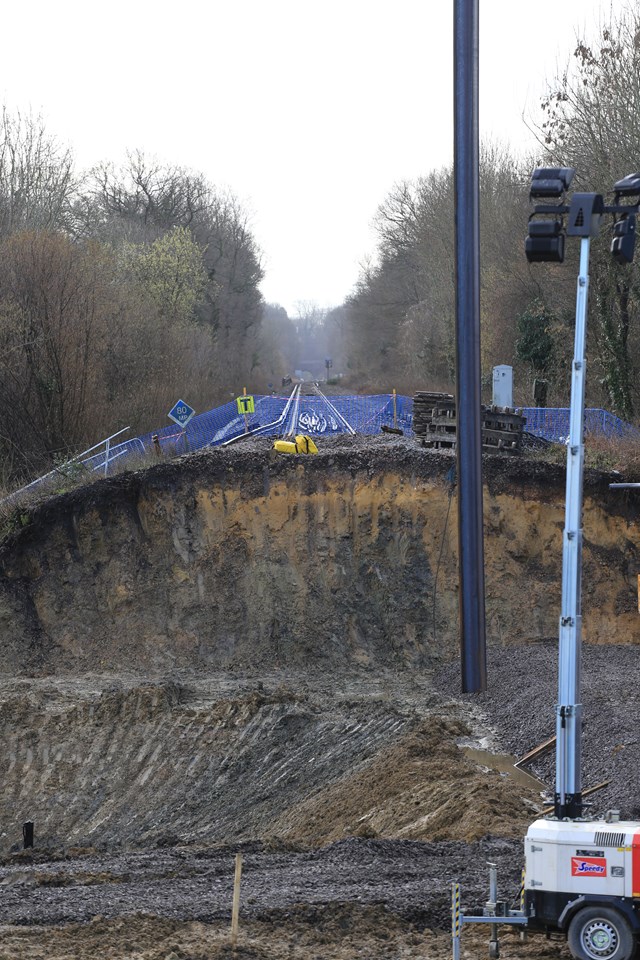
[
  {"left": 524, "top": 167, "right": 640, "bottom": 820},
  {"left": 613, "top": 172, "right": 640, "bottom": 197},
  {"left": 529, "top": 166, "right": 575, "bottom": 199},
  {"left": 525, "top": 168, "right": 577, "bottom": 262},
  {"left": 611, "top": 214, "right": 636, "bottom": 264},
  {"left": 525, "top": 219, "right": 565, "bottom": 263}
]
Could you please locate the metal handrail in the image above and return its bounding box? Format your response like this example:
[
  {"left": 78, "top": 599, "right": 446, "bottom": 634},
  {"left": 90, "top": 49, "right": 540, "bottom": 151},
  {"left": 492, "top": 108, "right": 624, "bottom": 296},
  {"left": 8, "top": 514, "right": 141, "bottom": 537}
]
[{"left": 0, "top": 427, "right": 131, "bottom": 507}]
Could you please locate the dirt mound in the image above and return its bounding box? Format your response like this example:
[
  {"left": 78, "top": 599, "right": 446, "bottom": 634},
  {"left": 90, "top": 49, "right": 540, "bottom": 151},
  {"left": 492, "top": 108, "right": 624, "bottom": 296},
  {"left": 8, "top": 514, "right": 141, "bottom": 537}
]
[
  {"left": 272, "top": 718, "right": 539, "bottom": 845},
  {"left": 0, "top": 673, "right": 541, "bottom": 855}
]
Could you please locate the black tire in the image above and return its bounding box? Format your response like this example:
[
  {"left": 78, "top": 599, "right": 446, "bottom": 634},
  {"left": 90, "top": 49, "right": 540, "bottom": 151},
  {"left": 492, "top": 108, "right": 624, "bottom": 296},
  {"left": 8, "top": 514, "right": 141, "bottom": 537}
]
[{"left": 568, "top": 906, "right": 636, "bottom": 960}]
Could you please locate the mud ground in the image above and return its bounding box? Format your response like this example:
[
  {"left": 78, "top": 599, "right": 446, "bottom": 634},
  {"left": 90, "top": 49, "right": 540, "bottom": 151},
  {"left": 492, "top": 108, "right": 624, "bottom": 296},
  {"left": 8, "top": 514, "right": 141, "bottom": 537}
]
[
  {"left": 0, "top": 910, "right": 571, "bottom": 960},
  {"left": 436, "top": 641, "right": 640, "bottom": 817},
  {"left": 0, "top": 435, "right": 637, "bottom": 958},
  {"left": 0, "top": 643, "right": 637, "bottom": 958}
]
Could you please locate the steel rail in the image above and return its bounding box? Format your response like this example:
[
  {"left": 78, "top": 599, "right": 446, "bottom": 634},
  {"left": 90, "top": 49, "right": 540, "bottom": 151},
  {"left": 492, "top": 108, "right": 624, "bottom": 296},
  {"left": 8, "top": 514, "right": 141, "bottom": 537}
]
[
  {"left": 283, "top": 384, "right": 302, "bottom": 437},
  {"left": 311, "top": 384, "right": 356, "bottom": 435},
  {"left": 220, "top": 385, "right": 301, "bottom": 446}
]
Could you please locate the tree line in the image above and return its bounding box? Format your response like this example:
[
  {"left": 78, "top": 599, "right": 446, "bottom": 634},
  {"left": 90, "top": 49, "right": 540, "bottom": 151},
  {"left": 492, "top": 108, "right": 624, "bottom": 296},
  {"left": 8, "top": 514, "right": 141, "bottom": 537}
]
[
  {"left": 4, "top": 4, "right": 640, "bottom": 487},
  {"left": 308, "top": 4, "right": 640, "bottom": 421},
  {"left": 0, "top": 114, "right": 280, "bottom": 485}
]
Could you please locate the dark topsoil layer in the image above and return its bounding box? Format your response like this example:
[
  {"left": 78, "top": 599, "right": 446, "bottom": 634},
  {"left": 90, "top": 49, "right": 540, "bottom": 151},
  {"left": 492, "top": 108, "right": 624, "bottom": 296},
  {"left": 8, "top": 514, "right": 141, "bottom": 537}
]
[{"left": 0, "top": 434, "right": 629, "bottom": 557}]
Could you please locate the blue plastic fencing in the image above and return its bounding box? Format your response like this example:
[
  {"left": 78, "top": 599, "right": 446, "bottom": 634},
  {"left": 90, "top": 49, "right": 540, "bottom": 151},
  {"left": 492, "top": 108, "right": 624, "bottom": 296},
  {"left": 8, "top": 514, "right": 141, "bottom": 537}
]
[
  {"left": 134, "top": 393, "right": 413, "bottom": 458},
  {"left": 87, "top": 397, "right": 639, "bottom": 473},
  {"left": 519, "top": 407, "right": 640, "bottom": 443},
  {"left": 5, "top": 395, "right": 639, "bottom": 505}
]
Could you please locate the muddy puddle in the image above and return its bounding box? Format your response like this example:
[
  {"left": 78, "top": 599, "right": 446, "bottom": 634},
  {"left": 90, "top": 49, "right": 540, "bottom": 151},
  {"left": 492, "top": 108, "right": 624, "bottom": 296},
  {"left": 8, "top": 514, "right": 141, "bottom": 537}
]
[{"left": 461, "top": 747, "right": 548, "bottom": 793}]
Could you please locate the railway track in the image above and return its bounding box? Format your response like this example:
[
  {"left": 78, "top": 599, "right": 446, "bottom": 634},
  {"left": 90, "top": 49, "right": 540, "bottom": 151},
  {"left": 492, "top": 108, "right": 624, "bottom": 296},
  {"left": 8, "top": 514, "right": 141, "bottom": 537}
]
[
  {"left": 309, "top": 383, "right": 356, "bottom": 435},
  {"left": 222, "top": 382, "right": 355, "bottom": 444},
  {"left": 221, "top": 384, "right": 302, "bottom": 445}
]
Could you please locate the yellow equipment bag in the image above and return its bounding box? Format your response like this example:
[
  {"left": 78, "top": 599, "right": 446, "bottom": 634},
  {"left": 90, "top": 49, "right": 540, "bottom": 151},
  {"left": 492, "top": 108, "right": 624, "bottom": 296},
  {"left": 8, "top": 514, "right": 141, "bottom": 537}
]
[
  {"left": 272, "top": 435, "right": 318, "bottom": 455},
  {"left": 273, "top": 439, "right": 298, "bottom": 454},
  {"left": 294, "top": 435, "right": 318, "bottom": 454}
]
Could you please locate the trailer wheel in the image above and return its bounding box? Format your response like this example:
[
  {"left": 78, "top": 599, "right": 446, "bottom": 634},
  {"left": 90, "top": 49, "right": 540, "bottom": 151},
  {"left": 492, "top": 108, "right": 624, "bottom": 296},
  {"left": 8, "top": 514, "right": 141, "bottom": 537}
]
[{"left": 568, "top": 906, "right": 635, "bottom": 960}]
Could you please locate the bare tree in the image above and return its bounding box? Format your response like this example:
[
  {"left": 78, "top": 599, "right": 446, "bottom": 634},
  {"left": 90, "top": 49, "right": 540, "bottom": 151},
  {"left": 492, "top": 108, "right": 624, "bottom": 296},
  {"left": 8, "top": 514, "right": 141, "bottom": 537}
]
[
  {"left": 535, "top": 5, "right": 640, "bottom": 417},
  {"left": 0, "top": 107, "right": 77, "bottom": 237},
  {"left": 83, "top": 151, "right": 210, "bottom": 241},
  {"left": 0, "top": 232, "right": 112, "bottom": 471}
]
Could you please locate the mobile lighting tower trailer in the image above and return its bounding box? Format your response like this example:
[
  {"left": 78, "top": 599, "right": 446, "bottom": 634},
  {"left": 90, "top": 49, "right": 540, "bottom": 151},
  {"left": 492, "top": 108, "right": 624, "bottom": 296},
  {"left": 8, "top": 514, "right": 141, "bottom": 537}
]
[{"left": 452, "top": 168, "right": 640, "bottom": 960}]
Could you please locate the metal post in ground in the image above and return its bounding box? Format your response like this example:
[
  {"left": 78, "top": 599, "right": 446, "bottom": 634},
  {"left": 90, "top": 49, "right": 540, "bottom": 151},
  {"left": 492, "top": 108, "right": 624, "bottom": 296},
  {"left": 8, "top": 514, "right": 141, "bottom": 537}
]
[
  {"left": 453, "top": 0, "right": 487, "bottom": 693},
  {"left": 22, "top": 821, "right": 34, "bottom": 848},
  {"left": 488, "top": 862, "right": 500, "bottom": 958},
  {"left": 452, "top": 882, "right": 461, "bottom": 960},
  {"left": 231, "top": 852, "right": 243, "bottom": 950},
  {"left": 520, "top": 867, "right": 527, "bottom": 941}
]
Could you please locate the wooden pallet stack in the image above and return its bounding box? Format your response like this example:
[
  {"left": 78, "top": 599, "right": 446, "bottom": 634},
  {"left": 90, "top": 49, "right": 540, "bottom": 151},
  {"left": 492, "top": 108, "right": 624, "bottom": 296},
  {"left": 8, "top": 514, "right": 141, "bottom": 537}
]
[
  {"left": 412, "top": 392, "right": 454, "bottom": 439},
  {"left": 412, "top": 392, "right": 526, "bottom": 454}
]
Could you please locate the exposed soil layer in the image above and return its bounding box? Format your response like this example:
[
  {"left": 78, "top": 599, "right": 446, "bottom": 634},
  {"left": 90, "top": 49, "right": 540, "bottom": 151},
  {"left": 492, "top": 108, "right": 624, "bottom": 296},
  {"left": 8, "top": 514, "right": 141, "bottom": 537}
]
[{"left": 1, "top": 437, "right": 639, "bottom": 679}]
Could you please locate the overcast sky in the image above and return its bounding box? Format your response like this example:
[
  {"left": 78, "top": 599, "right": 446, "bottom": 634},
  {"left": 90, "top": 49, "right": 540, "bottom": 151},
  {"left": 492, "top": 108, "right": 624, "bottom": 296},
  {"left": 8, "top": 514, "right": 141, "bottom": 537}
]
[{"left": 0, "top": 0, "right": 625, "bottom": 314}]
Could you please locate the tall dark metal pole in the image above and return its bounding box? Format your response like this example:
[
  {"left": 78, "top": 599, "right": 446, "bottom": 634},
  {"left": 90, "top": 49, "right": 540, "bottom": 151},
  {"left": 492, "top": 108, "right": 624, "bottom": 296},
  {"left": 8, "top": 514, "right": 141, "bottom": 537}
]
[{"left": 453, "top": 0, "right": 487, "bottom": 692}]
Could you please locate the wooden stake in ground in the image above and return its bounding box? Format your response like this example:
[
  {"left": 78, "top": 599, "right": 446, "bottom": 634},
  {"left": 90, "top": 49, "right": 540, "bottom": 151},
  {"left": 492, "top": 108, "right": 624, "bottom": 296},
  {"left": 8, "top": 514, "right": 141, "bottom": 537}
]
[{"left": 231, "top": 852, "right": 243, "bottom": 949}]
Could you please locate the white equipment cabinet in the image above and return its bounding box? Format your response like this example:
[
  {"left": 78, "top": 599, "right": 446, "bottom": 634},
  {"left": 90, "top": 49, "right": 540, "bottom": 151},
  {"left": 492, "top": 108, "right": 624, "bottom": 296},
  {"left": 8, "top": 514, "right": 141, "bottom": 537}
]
[{"left": 492, "top": 365, "right": 513, "bottom": 408}]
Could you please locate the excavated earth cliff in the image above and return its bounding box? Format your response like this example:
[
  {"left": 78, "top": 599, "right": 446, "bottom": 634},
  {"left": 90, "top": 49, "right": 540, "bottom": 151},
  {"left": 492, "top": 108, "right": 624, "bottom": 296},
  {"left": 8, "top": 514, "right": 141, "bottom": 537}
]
[
  {"left": 1, "top": 436, "right": 638, "bottom": 676},
  {"left": 0, "top": 435, "right": 638, "bottom": 959}
]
